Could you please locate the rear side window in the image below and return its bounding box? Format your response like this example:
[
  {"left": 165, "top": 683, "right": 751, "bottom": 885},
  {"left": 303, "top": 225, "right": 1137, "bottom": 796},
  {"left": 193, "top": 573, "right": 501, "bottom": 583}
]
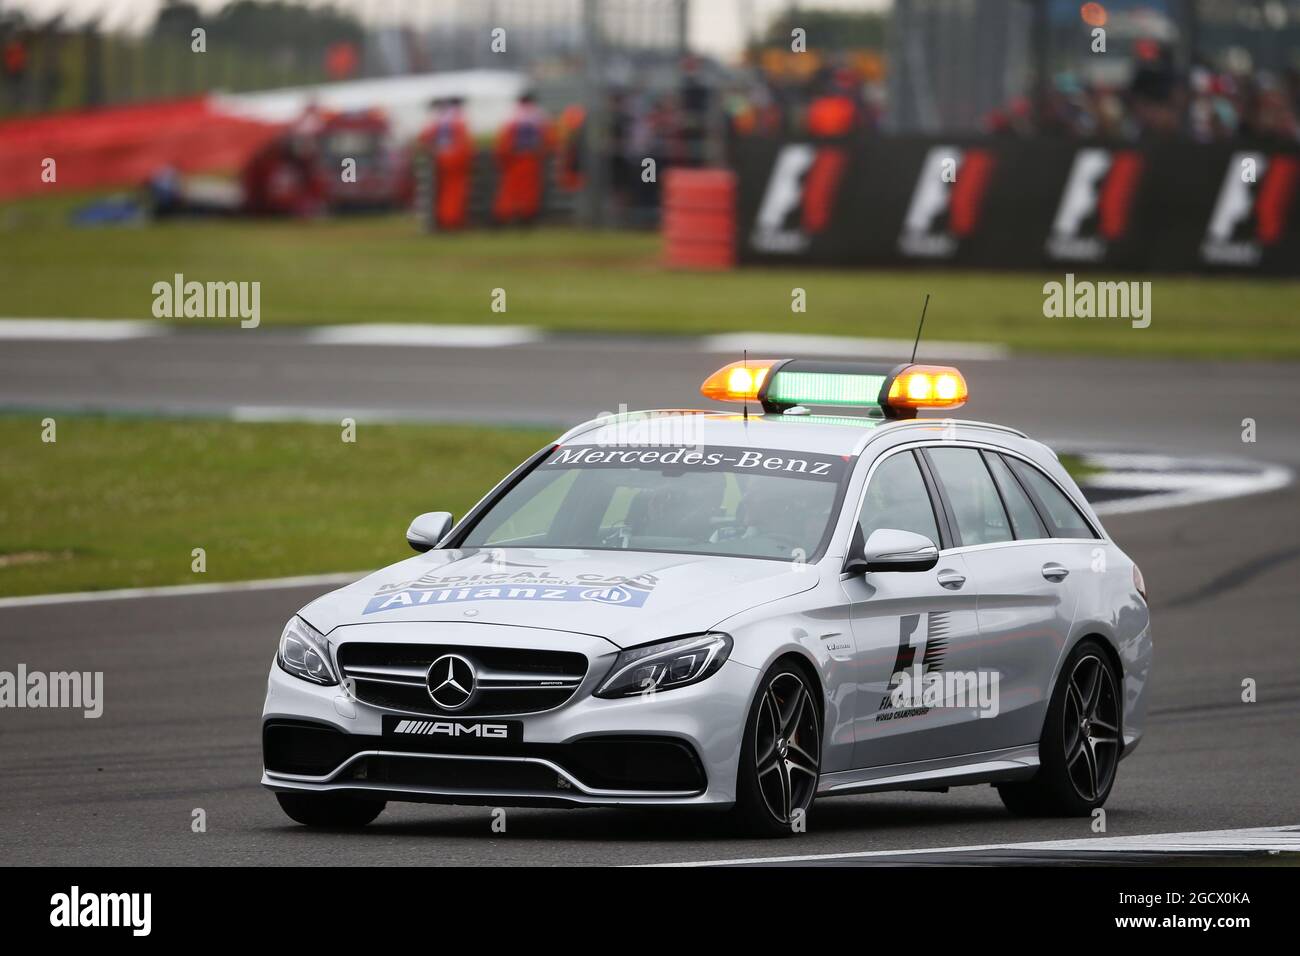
[
  {"left": 1005, "top": 457, "right": 1098, "bottom": 539},
  {"left": 925, "top": 448, "right": 1013, "bottom": 546},
  {"left": 857, "top": 451, "right": 942, "bottom": 546},
  {"left": 983, "top": 452, "right": 1048, "bottom": 540}
]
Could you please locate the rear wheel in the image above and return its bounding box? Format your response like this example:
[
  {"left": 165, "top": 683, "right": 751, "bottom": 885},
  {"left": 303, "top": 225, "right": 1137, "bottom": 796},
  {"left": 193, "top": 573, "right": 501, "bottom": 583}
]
[
  {"left": 732, "top": 661, "right": 822, "bottom": 837},
  {"left": 275, "top": 791, "right": 386, "bottom": 828},
  {"left": 998, "top": 639, "right": 1122, "bottom": 817}
]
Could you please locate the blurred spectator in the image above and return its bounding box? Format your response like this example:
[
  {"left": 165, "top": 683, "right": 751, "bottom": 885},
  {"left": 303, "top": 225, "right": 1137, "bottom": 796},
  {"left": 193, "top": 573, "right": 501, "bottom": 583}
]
[
  {"left": 725, "top": 79, "right": 781, "bottom": 138},
  {"left": 555, "top": 103, "right": 586, "bottom": 193},
  {"left": 2, "top": 34, "right": 26, "bottom": 111},
  {"left": 984, "top": 41, "right": 1298, "bottom": 143},
  {"left": 418, "top": 97, "right": 472, "bottom": 230},
  {"left": 493, "top": 92, "right": 552, "bottom": 226},
  {"left": 1128, "top": 40, "right": 1183, "bottom": 138},
  {"left": 677, "top": 55, "right": 711, "bottom": 166},
  {"left": 807, "top": 68, "right": 868, "bottom": 137},
  {"left": 604, "top": 88, "right": 668, "bottom": 225}
]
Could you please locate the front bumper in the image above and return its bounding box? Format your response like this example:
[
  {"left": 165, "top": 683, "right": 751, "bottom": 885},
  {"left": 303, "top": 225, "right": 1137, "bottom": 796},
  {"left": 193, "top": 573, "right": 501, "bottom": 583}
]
[{"left": 261, "top": 652, "right": 758, "bottom": 808}]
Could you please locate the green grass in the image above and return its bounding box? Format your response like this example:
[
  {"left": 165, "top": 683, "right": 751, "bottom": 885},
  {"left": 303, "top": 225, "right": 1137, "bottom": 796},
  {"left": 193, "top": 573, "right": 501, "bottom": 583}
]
[
  {"left": 1056, "top": 452, "right": 1098, "bottom": 481},
  {"left": 2, "top": 196, "right": 1298, "bottom": 358},
  {"left": 0, "top": 414, "right": 1102, "bottom": 598},
  {"left": 0, "top": 416, "right": 554, "bottom": 597}
]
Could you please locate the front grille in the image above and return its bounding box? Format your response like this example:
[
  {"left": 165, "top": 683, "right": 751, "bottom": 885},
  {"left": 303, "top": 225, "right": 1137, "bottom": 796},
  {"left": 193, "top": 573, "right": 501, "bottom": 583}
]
[
  {"left": 343, "top": 755, "right": 562, "bottom": 793},
  {"left": 336, "top": 643, "right": 589, "bottom": 717},
  {"left": 263, "top": 721, "right": 707, "bottom": 795}
]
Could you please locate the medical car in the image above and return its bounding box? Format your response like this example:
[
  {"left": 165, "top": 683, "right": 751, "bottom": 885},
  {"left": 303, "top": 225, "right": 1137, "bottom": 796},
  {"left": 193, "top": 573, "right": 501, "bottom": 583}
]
[{"left": 262, "top": 359, "right": 1152, "bottom": 835}]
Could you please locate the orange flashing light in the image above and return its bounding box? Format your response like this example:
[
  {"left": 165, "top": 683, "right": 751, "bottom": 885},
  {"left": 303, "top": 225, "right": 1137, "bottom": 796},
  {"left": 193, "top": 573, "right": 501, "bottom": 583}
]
[
  {"left": 699, "top": 359, "right": 780, "bottom": 404},
  {"left": 886, "top": 365, "right": 968, "bottom": 411}
]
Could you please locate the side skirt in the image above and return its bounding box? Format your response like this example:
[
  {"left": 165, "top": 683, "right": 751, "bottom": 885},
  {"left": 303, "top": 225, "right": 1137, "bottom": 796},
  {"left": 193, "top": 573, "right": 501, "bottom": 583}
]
[{"left": 816, "top": 743, "right": 1040, "bottom": 798}]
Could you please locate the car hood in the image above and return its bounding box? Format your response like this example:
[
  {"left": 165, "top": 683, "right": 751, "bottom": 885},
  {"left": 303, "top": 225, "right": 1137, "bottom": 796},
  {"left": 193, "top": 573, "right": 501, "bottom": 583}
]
[{"left": 299, "top": 547, "right": 817, "bottom": 649}]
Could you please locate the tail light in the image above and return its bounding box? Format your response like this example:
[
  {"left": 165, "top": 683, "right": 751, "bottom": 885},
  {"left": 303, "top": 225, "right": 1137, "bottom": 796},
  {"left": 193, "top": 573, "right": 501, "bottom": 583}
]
[{"left": 1133, "top": 564, "right": 1147, "bottom": 601}]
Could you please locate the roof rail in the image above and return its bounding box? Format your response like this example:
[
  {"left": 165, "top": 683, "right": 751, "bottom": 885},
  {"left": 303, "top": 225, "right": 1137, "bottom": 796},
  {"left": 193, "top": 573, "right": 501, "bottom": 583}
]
[
  {"left": 558, "top": 409, "right": 1029, "bottom": 458},
  {"left": 853, "top": 417, "right": 1029, "bottom": 455}
]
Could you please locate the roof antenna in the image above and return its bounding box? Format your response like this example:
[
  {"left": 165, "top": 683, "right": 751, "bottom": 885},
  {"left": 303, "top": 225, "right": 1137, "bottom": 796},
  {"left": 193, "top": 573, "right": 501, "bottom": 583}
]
[
  {"left": 910, "top": 294, "right": 930, "bottom": 365},
  {"left": 742, "top": 349, "right": 749, "bottom": 423}
]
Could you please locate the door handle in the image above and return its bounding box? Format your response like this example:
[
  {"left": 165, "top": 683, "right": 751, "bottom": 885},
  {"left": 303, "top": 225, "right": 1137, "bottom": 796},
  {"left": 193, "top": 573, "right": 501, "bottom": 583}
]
[
  {"left": 936, "top": 568, "right": 966, "bottom": 590},
  {"left": 1042, "top": 563, "right": 1070, "bottom": 582}
]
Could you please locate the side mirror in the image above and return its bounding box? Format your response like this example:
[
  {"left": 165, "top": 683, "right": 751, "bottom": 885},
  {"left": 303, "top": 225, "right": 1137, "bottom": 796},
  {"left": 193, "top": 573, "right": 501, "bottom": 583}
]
[
  {"left": 406, "top": 512, "right": 453, "bottom": 553},
  {"left": 844, "top": 528, "right": 939, "bottom": 575}
]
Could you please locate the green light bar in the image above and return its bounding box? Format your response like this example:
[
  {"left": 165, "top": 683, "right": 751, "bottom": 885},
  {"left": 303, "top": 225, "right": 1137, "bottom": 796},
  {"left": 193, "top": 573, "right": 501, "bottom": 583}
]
[
  {"left": 793, "top": 414, "right": 884, "bottom": 428},
  {"left": 767, "top": 370, "right": 887, "bottom": 408}
]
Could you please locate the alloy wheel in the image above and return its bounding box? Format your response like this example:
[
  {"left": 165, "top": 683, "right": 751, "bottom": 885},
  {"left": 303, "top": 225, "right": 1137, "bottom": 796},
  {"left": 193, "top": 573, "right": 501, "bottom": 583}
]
[
  {"left": 754, "top": 670, "right": 821, "bottom": 825},
  {"left": 1061, "top": 653, "right": 1120, "bottom": 801}
]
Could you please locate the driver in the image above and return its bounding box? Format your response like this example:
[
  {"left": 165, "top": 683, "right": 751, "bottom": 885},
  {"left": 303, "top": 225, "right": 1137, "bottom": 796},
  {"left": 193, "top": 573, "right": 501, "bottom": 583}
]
[
  {"left": 734, "top": 481, "right": 825, "bottom": 556},
  {"left": 624, "top": 474, "right": 723, "bottom": 544}
]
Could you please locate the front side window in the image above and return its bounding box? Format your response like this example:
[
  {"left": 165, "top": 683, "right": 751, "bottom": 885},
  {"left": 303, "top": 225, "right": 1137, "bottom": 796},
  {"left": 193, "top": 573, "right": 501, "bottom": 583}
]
[
  {"left": 461, "top": 444, "right": 853, "bottom": 562},
  {"left": 857, "top": 451, "right": 942, "bottom": 546},
  {"left": 925, "top": 447, "right": 1013, "bottom": 547}
]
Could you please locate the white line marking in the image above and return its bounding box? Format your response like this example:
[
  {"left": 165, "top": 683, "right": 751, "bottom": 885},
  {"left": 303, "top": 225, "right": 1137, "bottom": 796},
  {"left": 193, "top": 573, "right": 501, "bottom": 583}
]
[
  {"left": 0, "top": 319, "right": 163, "bottom": 340},
  {"left": 702, "top": 333, "right": 1010, "bottom": 361},
  {"left": 647, "top": 824, "right": 1300, "bottom": 867},
  {"left": 228, "top": 405, "right": 445, "bottom": 423},
  {"left": 302, "top": 324, "right": 544, "bottom": 348},
  {"left": 0, "top": 571, "right": 366, "bottom": 610},
  {"left": 0, "top": 320, "right": 1000, "bottom": 357},
  {"left": 1080, "top": 453, "right": 1293, "bottom": 516}
]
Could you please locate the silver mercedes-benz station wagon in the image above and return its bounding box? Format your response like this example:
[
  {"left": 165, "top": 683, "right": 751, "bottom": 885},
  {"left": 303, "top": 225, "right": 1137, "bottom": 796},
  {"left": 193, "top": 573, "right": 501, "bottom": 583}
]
[{"left": 262, "top": 359, "right": 1151, "bottom": 835}]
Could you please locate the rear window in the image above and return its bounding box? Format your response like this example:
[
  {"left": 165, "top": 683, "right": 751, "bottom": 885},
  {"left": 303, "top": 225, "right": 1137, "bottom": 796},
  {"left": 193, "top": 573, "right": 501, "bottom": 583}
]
[{"left": 1005, "top": 457, "right": 1098, "bottom": 539}]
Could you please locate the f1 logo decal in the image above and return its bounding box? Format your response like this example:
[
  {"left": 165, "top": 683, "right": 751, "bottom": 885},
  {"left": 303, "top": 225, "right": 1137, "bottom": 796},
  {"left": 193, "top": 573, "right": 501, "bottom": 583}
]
[
  {"left": 892, "top": 613, "right": 926, "bottom": 675},
  {"left": 879, "top": 612, "right": 949, "bottom": 712},
  {"left": 880, "top": 613, "right": 926, "bottom": 709}
]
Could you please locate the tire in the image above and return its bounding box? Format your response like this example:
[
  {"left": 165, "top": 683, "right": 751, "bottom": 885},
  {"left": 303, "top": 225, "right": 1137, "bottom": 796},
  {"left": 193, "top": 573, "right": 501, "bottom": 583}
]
[
  {"left": 731, "top": 659, "right": 823, "bottom": 837},
  {"left": 275, "top": 791, "right": 386, "bottom": 828},
  {"left": 998, "top": 639, "right": 1122, "bottom": 817}
]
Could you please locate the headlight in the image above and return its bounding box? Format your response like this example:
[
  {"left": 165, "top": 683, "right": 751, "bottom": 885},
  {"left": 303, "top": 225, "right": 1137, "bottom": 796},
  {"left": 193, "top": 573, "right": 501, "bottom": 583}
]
[
  {"left": 276, "top": 617, "right": 338, "bottom": 686},
  {"left": 595, "top": 633, "right": 732, "bottom": 699}
]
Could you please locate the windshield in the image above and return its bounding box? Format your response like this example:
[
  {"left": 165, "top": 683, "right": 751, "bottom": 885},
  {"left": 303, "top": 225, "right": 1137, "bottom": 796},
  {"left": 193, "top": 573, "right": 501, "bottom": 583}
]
[{"left": 460, "top": 444, "right": 853, "bottom": 562}]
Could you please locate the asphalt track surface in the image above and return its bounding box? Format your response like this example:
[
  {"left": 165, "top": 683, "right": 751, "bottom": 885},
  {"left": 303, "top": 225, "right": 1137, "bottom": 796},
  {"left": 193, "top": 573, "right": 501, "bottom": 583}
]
[
  {"left": 1, "top": 332, "right": 1298, "bottom": 865},
  {"left": 1, "top": 328, "right": 1297, "bottom": 455}
]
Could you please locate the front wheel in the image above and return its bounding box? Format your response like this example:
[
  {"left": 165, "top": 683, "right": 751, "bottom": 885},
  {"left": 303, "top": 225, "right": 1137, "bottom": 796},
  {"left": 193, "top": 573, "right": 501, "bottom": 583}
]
[
  {"left": 275, "top": 791, "right": 386, "bottom": 828},
  {"left": 732, "top": 661, "right": 822, "bottom": 837},
  {"left": 998, "top": 639, "right": 1122, "bottom": 817}
]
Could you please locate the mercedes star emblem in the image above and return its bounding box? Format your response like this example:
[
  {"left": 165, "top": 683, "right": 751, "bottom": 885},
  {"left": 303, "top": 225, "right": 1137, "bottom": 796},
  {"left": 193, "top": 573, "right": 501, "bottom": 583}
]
[{"left": 426, "top": 654, "right": 476, "bottom": 710}]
